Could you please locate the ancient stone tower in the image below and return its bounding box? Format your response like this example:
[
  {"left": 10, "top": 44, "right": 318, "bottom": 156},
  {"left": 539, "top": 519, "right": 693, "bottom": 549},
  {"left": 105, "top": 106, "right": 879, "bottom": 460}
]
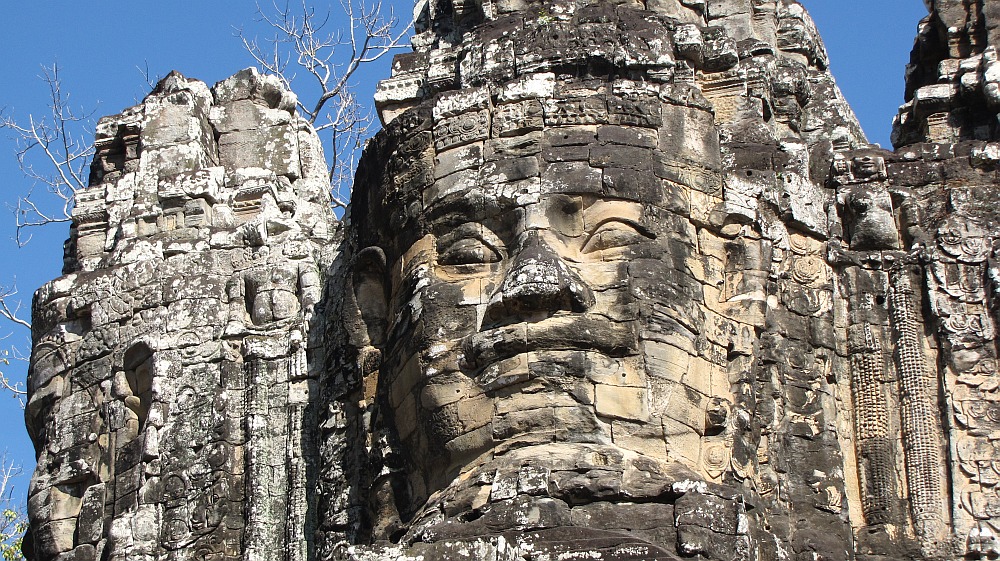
[
  {"left": 22, "top": 1, "right": 1000, "bottom": 560},
  {"left": 23, "top": 70, "right": 336, "bottom": 560}
]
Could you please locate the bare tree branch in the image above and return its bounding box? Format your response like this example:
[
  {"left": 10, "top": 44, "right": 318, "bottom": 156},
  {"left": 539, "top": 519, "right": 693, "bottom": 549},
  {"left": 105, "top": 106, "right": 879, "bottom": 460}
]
[
  {"left": 238, "top": 0, "right": 413, "bottom": 209},
  {"left": 0, "top": 286, "right": 31, "bottom": 332},
  {"left": 136, "top": 61, "right": 163, "bottom": 93},
  {"left": 0, "top": 66, "right": 77, "bottom": 410},
  {"left": 0, "top": 63, "right": 96, "bottom": 246},
  {"left": 0, "top": 283, "right": 29, "bottom": 408}
]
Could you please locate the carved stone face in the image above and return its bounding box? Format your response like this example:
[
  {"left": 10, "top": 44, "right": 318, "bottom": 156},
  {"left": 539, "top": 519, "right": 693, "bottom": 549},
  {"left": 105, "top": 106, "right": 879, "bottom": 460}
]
[
  {"left": 382, "top": 189, "right": 689, "bottom": 496},
  {"left": 850, "top": 155, "right": 887, "bottom": 181},
  {"left": 356, "top": 102, "right": 726, "bottom": 502}
]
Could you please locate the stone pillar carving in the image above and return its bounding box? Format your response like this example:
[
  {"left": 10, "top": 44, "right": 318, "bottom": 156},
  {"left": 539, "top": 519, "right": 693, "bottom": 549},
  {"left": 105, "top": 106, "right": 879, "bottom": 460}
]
[
  {"left": 844, "top": 268, "right": 898, "bottom": 527},
  {"left": 890, "top": 266, "right": 948, "bottom": 542},
  {"left": 831, "top": 148, "right": 950, "bottom": 556}
]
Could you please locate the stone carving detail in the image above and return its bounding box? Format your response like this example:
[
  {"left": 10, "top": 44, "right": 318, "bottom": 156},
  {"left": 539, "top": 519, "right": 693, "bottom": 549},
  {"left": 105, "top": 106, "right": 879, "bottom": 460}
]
[
  {"left": 927, "top": 215, "right": 1000, "bottom": 556},
  {"left": 844, "top": 273, "right": 897, "bottom": 527},
  {"left": 893, "top": 1, "right": 1000, "bottom": 147},
  {"left": 889, "top": 268, "right": 947, "bottom": 541},
  {"left": 832, "top": 152, "right": 900, "bottom": 251},
  {"left": 24, "top": 1, "right": 1000, "bottom": 561}
]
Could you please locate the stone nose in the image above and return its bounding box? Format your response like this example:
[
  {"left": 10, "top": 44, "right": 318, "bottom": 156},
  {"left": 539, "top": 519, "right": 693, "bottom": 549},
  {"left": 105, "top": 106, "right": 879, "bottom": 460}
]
[{"left": 484, "top": 231, "right": 594, "bottom": 323}]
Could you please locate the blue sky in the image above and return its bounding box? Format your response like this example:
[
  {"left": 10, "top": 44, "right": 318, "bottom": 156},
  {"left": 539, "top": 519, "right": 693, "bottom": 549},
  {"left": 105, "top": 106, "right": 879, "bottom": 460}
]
[{"left": 0, "top": 1, "right": 928, "bottom": 502}]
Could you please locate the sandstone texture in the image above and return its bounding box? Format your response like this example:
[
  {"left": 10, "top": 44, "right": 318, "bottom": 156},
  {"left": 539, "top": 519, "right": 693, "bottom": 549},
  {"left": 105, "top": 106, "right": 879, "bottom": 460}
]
[{"left": 23, "top": 1, "right": 1000, "bottom": 560}]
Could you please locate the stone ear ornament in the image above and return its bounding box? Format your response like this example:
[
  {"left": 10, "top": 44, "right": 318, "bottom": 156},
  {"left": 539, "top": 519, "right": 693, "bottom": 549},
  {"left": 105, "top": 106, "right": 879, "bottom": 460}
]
[
  {"left": 352, "top": 246, "right": 391, "bottom": 347},
  {"left": 359, "top": 345, "right": 383, "bottom": 379}
]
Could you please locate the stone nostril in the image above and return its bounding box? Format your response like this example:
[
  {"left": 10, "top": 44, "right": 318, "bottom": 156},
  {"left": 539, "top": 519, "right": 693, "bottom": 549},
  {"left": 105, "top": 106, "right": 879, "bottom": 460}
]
[{"left": 567, "top": 281, "right": 595, "bottom": 311}]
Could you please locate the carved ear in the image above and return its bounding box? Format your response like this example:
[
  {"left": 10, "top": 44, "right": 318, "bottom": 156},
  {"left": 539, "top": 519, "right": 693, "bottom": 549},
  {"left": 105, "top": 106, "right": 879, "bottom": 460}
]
[{"left": 352, "top": 246, "right": 390, "bottom": 347}]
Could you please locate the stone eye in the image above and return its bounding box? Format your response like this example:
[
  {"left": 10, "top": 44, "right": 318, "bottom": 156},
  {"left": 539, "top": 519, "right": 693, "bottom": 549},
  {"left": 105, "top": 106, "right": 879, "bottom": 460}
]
[
  {"left": 439, "top": 237, "right": 502, "bottom": 265},
  {"left": 437, "top": 225, "right": 503, "bottom": 265},
  {"left": 581, "top": 219, "right": 655, "bottom": 254}
]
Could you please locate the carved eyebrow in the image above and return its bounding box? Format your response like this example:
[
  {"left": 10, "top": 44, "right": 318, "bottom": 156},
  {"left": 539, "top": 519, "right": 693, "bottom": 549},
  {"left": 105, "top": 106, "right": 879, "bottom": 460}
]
[
  {"left": 585, "top": 217, "right": 656, "bottom": 239},
  {"left": 428, "top": 208, "right": 486, "bottom": 231},
  {"left": 425, "top": 188, "right": 513, "bottom": 227},
  {"left": 581, "top": 199, "right": 645, "bottom": 231}
]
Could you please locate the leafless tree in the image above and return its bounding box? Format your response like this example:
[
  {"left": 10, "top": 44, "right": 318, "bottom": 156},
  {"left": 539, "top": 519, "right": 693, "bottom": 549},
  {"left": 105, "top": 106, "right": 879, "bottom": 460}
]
[
  {"left": 239, "top": 0, "right": 412, "bottom": 208},
  {"left": 0, "top": 64, "right": 88, "bottom": 406},
  {"left": 0, "top": 64, "right": 95, "bottom": 559},
  {"left": 3, "top": 3, "right": 410, "bottom": 233},
  {"left": 0, "top": 282, "right": 29, "bottom": 409},
  {"left": 0, "top": 63, "right": 94, "bottom": 247}
]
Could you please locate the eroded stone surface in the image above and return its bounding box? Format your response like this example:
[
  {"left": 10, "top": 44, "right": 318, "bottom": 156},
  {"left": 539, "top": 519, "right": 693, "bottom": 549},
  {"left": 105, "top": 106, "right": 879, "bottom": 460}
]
[{"left": 23, "top": 2, "right": 1000, "bottom": 561}]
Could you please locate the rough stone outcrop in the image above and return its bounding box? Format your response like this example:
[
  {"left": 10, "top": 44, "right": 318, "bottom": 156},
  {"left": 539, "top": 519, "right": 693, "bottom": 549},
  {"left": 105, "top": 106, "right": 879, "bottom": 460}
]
[
  {"left": 22, "top": 1, "right": 1000, "bottom": 560},
  {"left": 894, "top": 0, "right": 1000, "bottom": 146}
]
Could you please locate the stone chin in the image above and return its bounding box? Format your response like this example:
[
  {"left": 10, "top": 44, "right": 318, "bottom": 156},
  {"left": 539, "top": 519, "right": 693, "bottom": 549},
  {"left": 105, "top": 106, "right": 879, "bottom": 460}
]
[{"left": 378, "top": 440, "right": 730, "bottom": 561}]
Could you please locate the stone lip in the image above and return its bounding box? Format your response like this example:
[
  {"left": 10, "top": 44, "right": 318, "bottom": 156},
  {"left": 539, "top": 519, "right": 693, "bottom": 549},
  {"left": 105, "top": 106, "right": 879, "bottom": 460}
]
[
  {"left": 460, "top": 314, "right": 638, "bottom": 375},
  {"left": 412, "top": 440, "right": 707, "bottom": 514}
]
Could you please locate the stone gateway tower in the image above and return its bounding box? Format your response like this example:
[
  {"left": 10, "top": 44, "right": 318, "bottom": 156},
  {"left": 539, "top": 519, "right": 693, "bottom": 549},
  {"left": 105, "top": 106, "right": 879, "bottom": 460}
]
[{"left": 21, "top": 1, "right": 1000, "bottom": 560}]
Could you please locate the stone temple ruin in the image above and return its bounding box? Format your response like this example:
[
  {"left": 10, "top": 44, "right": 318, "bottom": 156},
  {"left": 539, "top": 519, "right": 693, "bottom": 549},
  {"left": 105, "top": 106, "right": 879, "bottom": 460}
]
[{"left": 20, "top": 0, "right": 1000, "bottom": 559}]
